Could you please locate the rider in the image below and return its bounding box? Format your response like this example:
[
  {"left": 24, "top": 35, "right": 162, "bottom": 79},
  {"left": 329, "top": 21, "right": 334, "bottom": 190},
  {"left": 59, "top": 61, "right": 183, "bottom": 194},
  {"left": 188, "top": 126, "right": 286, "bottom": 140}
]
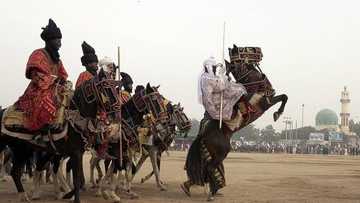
[
  {"left": 197, "top": 56, "right": 247, "bottom": 132},
  {"left": 75, "top": 41, "right": 99, "bottom": 88},
  {"left": 98, "top": 56, "right": 134, "bottom": 103},
  {"left": 181, "top": 56, "right": 247, "bottom": 197},
  {"left": 15, "top": 19, "right": 68, "bottom": 132},
  {"left": 75, "top": 44, "right": 115, "bottom": 159}
]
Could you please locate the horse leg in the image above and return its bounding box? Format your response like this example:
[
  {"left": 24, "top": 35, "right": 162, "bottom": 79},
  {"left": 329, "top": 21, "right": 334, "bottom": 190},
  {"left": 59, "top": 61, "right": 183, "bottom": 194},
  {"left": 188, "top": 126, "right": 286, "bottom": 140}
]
[
  {"left": 89, "top": 155, "right": 96, "bottom": 187},
  {"left": 124, "top": 156, "right": 139, "bottom": 199},
  {"left": 104, "top": 159, "right": 111, "bottom": 174},
  {"left": 203, "top": 130, "right": 231, "bottom": 201},
  {"left": 31, "top": 152, "right": 51, "bottom": 200},
  {"left": 56, "top": 159, "right": 72, "bottom": 196},
  {"left": 95, "top": 158, "right": 103, "bottom": 182},
  {"left": 11, "top": 150, "right": 31, "bottom": 202},
  {"left": 267, "top": 94, "right": 288, "bottom": 122},
  {"left": 157, "top": 152, "right": 165, "bottom": 185},
  {"left": 0, "top": 151, "right": 5, "bottom": 181},
  {"left": 149, "top": 147, "right": 166, "bottom": 191},
  {"left": 141, "top": 170, "right": 154, "bottom": 184},
  {"left": 134, "top": 153, "right": 148, "bottom": 183},
  {"left": 79, "top": 155, "right": 86, "bottom": 191},
  {"left": 108, "top": 161, "right": 121, "bottom": 203},
  {"left": 142, "top": 150, "right": 163, "bottom": 184},
  {"left": 96, "top": 160, "right": 112, "bottom": 200},
  {"left": 65, "top": 157, "right": 72, "bottom": 187},
  {"left": 63, "top": 152, "right": 82, "bottom": 203},
  {"left": 51, "top": 155, "right": 70, "bottom": 200}
]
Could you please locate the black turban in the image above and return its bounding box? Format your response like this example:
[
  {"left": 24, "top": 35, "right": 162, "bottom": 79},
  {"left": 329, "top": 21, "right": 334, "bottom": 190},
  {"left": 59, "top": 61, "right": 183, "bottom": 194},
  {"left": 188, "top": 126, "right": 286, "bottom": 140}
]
[
  {"left": 40, "top": 19, "right": 62, "bottom": 41},
  {"left": 81, "top": 41, "right": 98, "bottom": 66},
  {"left": 135, "top": 85, "right": 145, "bottom": 95},
  {"left": 120, "top": 72, "right": 133, "bottom": 86}
]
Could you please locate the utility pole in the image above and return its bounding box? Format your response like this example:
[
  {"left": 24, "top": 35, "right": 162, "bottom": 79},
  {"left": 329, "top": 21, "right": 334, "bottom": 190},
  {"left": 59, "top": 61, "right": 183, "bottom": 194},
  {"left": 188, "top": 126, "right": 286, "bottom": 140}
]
[
  {"left": 283, "top": 116, "right": 291, "bottom": 145},
  {"left": 301, "top": 104, "right": 304, "bottom": 128}
]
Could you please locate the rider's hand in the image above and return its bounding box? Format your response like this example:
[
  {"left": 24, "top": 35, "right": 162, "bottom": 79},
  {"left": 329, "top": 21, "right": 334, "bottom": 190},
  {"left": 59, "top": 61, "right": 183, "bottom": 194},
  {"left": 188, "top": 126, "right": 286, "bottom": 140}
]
[{"left": 217, "top": 63, "right": 226, "bottom": 76}]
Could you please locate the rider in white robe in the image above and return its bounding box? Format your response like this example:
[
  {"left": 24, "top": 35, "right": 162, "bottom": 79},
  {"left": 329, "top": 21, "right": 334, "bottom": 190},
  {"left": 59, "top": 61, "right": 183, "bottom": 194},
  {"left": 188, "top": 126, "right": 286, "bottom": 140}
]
[{"left": 198, "top": 57, "right": 247, "bottom": 123}]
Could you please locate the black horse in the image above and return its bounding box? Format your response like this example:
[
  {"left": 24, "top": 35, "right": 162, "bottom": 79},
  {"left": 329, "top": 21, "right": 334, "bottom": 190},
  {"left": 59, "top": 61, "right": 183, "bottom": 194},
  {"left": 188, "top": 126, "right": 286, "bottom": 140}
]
[
  {"left": 0, "top": 69, "right": 121, "bottom": 203},
  {"left": 134, "top": 102, "right": 191, "bottom": 191},
  {"left": 92, "top": 83, "right": 169, "bottom": 202},
  {"left": 182, "top": 45, "right": 288, "bottom": 201}
]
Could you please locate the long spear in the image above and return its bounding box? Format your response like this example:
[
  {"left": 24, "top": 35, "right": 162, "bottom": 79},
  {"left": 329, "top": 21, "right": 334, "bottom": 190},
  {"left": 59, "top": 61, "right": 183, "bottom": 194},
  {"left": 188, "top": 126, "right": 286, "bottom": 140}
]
[
  {"left": 117, "top": 46, "right": 123, "bottom": 167},
  {"left": 219, "top": 22, "right": 226, "bottom": 129}
]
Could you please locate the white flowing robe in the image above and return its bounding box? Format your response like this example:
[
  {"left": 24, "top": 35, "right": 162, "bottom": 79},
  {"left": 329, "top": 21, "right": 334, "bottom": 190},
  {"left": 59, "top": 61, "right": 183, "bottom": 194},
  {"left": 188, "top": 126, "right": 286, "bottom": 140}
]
[{"left": 200, "top": 73, "right": 247, "bottom": 121}]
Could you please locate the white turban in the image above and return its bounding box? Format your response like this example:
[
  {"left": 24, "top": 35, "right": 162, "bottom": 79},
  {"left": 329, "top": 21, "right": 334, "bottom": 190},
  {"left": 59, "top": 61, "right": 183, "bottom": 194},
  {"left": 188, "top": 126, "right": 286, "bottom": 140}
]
[
  {"left": 198, "top": 56, "right": 217, "bottom": 105},
  {"left": 99, "top": 56, "right": 114, "bottom": 72},
  {"left": 202, "top": 56, "right": 217, "bottom": 77}
]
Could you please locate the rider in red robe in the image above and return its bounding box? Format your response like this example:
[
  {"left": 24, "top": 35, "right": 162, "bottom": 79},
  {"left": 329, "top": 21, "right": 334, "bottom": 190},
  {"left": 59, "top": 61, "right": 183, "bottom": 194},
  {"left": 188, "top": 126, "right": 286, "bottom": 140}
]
[{"left": 15, "top": 19, "right": 68, "bottom": 131}]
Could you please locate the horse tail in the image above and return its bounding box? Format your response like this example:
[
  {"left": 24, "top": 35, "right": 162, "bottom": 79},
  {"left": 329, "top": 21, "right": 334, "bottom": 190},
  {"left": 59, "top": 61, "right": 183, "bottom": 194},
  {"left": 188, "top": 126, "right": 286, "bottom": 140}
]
[{"left": 185, "top": 136, "right": 205, "bottom": 186}]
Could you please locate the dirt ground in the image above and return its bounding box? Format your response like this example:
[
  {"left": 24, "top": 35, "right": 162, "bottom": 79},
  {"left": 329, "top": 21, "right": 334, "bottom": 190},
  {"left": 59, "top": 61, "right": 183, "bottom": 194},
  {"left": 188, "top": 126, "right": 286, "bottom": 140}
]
[{"left": 1, "top": 151, "right": 360, "bottom": 203}]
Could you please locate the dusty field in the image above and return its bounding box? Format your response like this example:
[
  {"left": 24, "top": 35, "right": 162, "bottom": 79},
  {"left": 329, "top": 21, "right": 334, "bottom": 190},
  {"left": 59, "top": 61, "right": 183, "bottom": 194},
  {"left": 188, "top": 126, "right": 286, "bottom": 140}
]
[{"left": 0, "top": 151, "right": 360, "bottom": 203}]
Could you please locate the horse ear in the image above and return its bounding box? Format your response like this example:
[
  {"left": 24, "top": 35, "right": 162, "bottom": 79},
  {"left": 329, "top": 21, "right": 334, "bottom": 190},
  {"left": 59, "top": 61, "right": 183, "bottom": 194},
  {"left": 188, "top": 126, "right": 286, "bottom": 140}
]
[
  {"left": 145, "top": 83, "right": 151, "bottom": 94},
  {"left": 155, "top": 85, "right": 160, "bottom": 90},
  {"left": 98, "top": 68, "right": 106, "bottom": 80}
]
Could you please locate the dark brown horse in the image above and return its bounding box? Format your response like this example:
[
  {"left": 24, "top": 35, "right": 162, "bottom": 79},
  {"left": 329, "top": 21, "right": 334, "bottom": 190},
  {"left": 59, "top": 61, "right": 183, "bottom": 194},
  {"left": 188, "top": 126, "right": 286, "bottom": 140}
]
[{"left": 182, "top": 46, "right": 288, "bottom": 201}]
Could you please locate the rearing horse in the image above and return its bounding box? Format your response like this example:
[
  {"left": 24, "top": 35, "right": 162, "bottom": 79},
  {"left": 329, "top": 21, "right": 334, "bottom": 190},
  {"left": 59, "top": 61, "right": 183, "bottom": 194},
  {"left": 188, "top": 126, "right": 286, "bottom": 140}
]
[{"left": 182, "top": 45, "right": 288, "bottom": 201}]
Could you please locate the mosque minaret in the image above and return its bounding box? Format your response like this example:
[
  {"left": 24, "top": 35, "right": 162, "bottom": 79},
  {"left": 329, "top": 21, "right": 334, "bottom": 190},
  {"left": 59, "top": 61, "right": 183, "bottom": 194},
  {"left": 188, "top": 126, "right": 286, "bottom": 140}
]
[{"left": 340, "top": 86, "right": 350, "bottom": 134}]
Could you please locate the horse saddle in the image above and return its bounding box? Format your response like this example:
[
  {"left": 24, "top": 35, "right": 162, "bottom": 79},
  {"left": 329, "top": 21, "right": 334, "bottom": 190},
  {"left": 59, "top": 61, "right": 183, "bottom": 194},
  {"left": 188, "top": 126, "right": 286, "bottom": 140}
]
[{"left": 2, "top": 106, "right": 67, "bottom": 141}]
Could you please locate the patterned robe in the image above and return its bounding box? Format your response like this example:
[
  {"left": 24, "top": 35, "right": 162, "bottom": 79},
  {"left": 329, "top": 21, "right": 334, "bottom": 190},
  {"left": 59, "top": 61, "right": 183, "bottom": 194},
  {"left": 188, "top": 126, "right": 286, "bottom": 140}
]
[
  {"left": 15, "top": 49, "right": 68, "bottom": 131},
  {"left": 75, "top": 71, "right": 94, "bottom": 89},
  {"left": 200, "top": 74, "right": 247, "bottom": 121}
]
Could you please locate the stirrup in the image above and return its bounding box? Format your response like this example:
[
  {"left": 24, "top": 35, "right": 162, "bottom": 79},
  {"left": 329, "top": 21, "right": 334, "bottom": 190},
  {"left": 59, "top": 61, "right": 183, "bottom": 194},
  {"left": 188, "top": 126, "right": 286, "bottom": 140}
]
[{"left": 29, "top": 136, "right": 46, "bottom": 148}]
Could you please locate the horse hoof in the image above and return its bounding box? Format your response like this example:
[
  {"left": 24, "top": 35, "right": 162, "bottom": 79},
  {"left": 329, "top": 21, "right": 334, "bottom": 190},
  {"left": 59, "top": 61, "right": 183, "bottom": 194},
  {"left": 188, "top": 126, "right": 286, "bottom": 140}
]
[
  {"left": 19, "top": 192, "right": 31, "bottom": 202},
  {"left": 273, "top": 112, "right": 280, "bottom": 122},
  {"left": 56, "top": 192, "right": 64, "bottom": 200},
  {"left": 159, "top": 185, "right": 167, "bottom": 191},
  {"left": 95, "top": 190, "right": 102, "bottom": 197},
  {"left": 207, "top": 195, "right": 215, "bottom": 202},
  {"left": 180, "top": 184, "right": 191, "bottom": 197},
  {"left": 109, "top": 191, "right": 122, "bottom": 202},
  {"left": 62, "top": 189, "right": 75, "bottom": 199},
  {"left": 102, "top": 190, "right": 110, "bottom": 200},
  {"left": 126, "top": 191, "right": 139, "bottom": 199}
]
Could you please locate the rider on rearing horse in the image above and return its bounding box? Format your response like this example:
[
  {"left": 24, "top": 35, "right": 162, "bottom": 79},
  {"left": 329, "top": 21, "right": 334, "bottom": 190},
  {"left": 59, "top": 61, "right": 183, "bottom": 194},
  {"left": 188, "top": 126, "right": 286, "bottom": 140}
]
[
  {"left": 14, "top": 19, "right": 68, "bottom": 132},
  {"left": 198, "top": 56, "right": 248, "bottom": 132}
]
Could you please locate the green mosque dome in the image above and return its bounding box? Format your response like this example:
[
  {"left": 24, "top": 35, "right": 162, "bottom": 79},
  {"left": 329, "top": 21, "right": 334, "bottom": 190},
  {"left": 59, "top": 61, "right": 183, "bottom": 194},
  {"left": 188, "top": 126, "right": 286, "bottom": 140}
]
[{"left": 315, "top": 109, "right": 338, "bottom": 126}]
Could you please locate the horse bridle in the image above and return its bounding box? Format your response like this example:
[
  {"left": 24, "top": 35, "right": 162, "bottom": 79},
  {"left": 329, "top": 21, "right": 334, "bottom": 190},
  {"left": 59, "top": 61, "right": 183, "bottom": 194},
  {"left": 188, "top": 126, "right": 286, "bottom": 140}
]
[
  {"left": 81, "top": 78, "right": 121, "bottom": 117},
  {"left": 232, "top": 62, "right": 275, "bottom": 96}
]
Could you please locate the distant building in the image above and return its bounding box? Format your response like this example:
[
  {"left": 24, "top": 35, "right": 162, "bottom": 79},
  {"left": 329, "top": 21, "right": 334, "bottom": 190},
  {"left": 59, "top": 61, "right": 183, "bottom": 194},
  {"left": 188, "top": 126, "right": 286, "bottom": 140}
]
[
  {"left": 310, "top": 86, "right": 358, "bottom": 146},
  {"left": 315, "top": 109, "right": 339, "bottom": 131}
]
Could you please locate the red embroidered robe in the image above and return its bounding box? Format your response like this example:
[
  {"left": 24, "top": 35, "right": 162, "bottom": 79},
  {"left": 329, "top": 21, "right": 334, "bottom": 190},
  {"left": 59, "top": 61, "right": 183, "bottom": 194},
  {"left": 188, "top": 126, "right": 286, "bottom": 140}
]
[{"left": 15, "top": 49, "right": 68, "bottom": 131}]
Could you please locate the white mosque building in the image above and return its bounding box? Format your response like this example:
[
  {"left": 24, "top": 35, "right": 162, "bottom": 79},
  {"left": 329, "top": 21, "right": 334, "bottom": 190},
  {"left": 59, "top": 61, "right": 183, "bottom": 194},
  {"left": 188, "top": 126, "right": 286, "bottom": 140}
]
[{"left": 310, "top": 87, "right": 358, "bottom": 146}]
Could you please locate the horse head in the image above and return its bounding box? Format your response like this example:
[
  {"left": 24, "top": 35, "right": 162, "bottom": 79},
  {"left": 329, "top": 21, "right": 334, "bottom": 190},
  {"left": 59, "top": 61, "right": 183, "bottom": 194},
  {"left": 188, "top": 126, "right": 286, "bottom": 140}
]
[
  {"left": 71, "top": 68, "right": 121, "bottom": 121},
  {"left": 226, "top": 45, "right": 274, "bottom": 96}
]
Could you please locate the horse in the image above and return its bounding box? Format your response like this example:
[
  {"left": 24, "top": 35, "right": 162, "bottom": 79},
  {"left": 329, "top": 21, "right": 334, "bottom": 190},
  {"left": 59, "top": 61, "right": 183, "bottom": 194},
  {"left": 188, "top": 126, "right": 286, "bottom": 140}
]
[
  {"left": 93, "top": 83, "right": 170, "bottom": 202},
  {"left": 134, "top": 102, "right": 191, "bottom": 191},
  {"left": 182, "top": 45, "right": 288, "bottom": 201},
  {"left": 0, "top": 68, "right": 121, "bottom": 203}
]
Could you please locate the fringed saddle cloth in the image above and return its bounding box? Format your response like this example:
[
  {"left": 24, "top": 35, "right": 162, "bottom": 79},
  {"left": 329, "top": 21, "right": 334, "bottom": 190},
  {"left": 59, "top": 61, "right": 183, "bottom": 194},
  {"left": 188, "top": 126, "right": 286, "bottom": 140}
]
[{"left": 1, "top": 106, "right": 68, "bottom": 142}]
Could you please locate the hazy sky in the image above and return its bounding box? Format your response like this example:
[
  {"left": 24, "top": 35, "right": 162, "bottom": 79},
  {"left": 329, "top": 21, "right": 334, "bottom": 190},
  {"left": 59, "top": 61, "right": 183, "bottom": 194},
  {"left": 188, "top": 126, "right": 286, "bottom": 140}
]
[{"left": 0, "top": 0, "right": 359, "bottom": 131}]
